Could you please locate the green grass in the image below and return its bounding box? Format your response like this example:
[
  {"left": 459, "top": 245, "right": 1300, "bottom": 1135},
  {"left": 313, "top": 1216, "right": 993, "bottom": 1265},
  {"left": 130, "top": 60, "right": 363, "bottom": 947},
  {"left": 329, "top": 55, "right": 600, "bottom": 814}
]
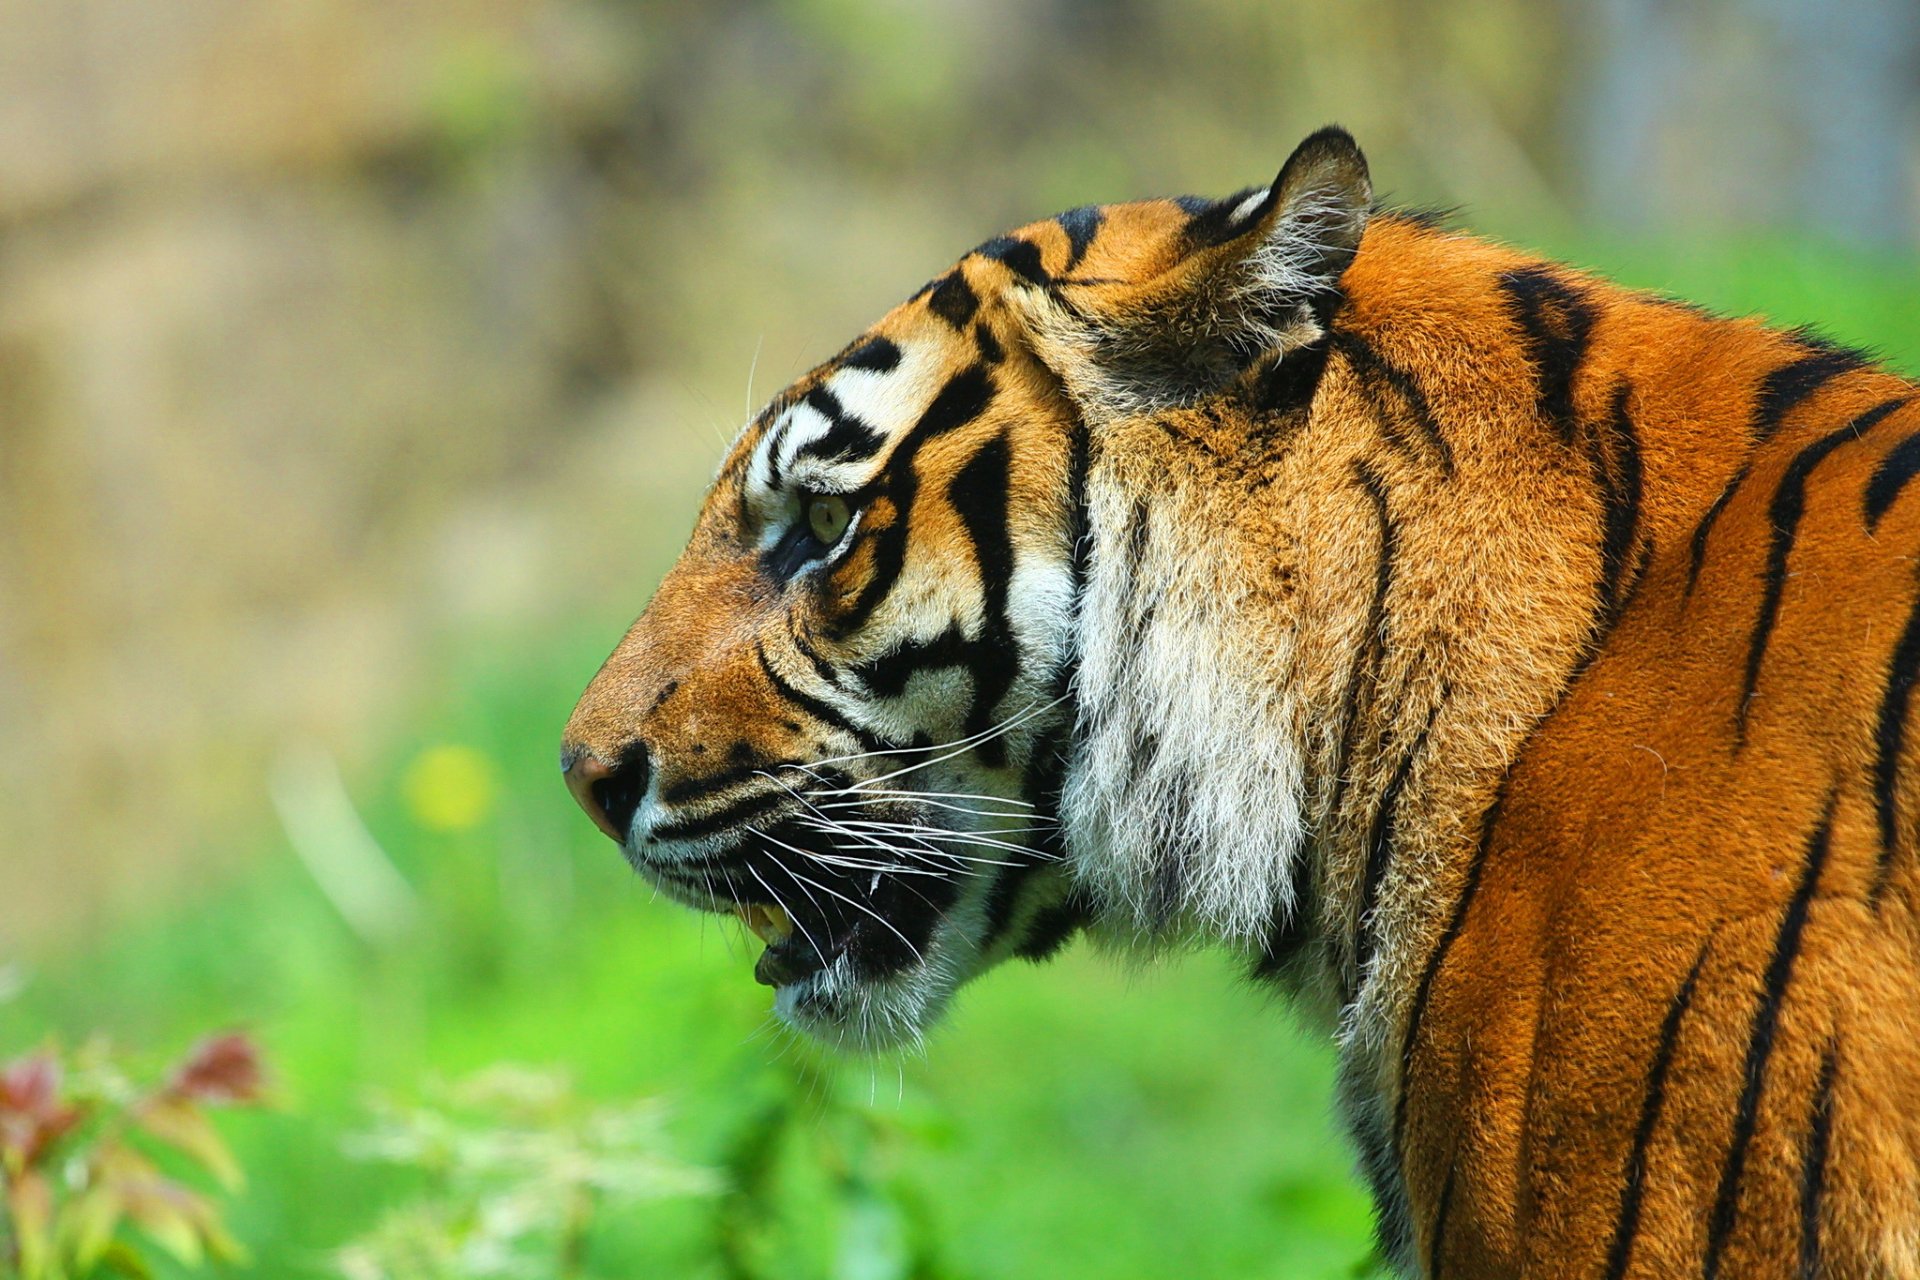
[{"left": 8, "top": 236, "right": 1919, "bottom": 1279}]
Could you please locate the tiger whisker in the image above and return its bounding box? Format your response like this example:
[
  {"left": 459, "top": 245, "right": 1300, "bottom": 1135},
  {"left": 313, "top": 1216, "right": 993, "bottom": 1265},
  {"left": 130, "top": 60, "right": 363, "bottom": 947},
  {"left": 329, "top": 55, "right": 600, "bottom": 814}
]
[
  {"left": 794, "top": 695, "right": 1065, "bottom": 790},
  {"left": 823, "top": 819, "right": 1058, "bottom": 857},
  {"left": 808, "top": 791, "right": 1046, "bottom": 820},
  {"left": 771, "top": 856, "right": 931, "bottom": 965},
  {"left": 789, "top": 828, "right": 1006, "bottom": 876},
  {"left": 794, "top": 817, "right": 1033, "bottom": 868},
  {"left": 752, "top": 772, "right": 988, "bottom": 876}
]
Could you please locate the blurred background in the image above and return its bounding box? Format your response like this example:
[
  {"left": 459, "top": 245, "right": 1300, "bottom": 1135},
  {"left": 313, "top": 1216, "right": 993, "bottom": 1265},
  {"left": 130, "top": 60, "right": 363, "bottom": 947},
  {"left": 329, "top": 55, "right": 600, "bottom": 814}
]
[{"left": 3, "top": 1, "right": 1917, "bottom": 1276}]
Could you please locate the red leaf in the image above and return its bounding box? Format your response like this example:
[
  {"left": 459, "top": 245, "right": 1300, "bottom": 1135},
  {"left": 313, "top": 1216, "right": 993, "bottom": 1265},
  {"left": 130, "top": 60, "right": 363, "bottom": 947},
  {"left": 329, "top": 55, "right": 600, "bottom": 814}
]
[
  {"left": 0, "top": 1052, "right": 58, "bottom": 1116},
  {"left": 165, "top": 1033, "right": 266, "bottom": 1106},
  {"left": 0, "top": 1050, "right": 81, "bottom": 1168}
]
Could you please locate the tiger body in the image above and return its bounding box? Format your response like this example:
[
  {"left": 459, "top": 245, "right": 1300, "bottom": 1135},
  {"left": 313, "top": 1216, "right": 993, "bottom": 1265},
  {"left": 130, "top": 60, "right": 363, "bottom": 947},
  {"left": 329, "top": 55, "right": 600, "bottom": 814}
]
[{"left": 562, "top": 128, "right": 1920, "bottom": 1275}]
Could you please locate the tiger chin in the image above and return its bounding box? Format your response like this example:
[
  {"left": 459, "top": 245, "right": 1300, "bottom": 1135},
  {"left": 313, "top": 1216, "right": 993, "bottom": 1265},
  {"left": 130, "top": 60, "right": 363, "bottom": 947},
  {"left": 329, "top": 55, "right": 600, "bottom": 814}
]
[{"left": 565, "top": 126, "right": 1920, "bottom": 1275}]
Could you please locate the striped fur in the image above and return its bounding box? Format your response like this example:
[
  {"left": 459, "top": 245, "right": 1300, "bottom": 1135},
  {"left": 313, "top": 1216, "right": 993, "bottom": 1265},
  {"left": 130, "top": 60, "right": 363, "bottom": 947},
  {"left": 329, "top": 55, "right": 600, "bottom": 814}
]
[{"left": 563, "top": 127, "right": 1920, "bottom": 1275}]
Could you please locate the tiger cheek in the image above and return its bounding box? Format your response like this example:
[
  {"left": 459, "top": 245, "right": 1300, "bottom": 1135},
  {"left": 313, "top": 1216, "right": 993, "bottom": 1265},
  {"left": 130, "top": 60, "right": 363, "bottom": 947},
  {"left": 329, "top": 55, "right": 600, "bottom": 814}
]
[{"left": 823, "top": 534, "right": 877, "bottom": 616}]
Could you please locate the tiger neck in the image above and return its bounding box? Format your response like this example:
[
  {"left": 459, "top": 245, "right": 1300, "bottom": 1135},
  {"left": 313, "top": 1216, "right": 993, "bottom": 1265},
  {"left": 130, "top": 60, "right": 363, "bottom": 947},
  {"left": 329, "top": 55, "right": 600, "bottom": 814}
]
[{"left": 1061, "top": 217, "right": 1792, "bottom": 1022}]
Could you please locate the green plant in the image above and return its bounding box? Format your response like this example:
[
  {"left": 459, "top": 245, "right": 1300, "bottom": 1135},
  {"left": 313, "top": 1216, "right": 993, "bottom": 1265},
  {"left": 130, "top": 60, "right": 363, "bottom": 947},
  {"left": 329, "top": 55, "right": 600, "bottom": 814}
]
[
  {"left": 715, "top": 1051, "right": 954, "bottom": 1280},
  {"left": 336, "top": 1065, "right": 718, "bottom": 1280},
  {"left": 0, "top": 1033, "right": 268, "bottom": 1279}
]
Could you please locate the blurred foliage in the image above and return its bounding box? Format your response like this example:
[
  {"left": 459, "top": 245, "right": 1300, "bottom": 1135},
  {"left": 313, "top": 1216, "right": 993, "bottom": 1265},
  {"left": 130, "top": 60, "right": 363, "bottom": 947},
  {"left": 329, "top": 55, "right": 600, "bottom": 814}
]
[
  {"left": 336, "top": 1066, "right": 716, "bottom": 1279},
  {"left": 0, "top": 1034, "right": 268, "bottom": 1279}
]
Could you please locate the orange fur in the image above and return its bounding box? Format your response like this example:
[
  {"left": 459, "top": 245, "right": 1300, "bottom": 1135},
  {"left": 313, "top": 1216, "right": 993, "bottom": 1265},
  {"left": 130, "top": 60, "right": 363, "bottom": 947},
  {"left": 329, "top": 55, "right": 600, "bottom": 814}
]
[{"left": 563, "top": 129, "right": 1920, "bottom": 1275}]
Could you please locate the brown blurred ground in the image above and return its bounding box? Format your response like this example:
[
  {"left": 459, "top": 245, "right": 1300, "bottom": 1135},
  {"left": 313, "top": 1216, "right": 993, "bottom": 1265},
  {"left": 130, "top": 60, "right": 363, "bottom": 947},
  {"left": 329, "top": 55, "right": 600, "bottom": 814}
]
[{"left": 1, "top": 0, "right": 1914, "bottom": 950}]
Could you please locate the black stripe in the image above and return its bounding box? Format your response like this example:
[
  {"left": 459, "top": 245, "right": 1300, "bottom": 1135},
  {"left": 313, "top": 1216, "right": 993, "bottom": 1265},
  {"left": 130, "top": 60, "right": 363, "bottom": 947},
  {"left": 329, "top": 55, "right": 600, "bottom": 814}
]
[
  {"left": 835, "top": 366, "right": 996, "bottom": 635},
  {"left": 1428, "top": 1160, "right": 1457, "bottom": 1280},
  {"left": 1332, "top": 332, "right": 1455, "bottom": 475},
  {"left": 1736, "top": 401, "right": 1899, "bottom": 743},
  {"left": 754, "top": 642, "right": 889, "bottom": 756},
  {"left": 1497, "top": 266, "right": 1596, "bottom": 444},
  {"left": 1686, "top": 463, "right": 1751, "bottom": 598},
  {"left": 787, "top": 617, "right": 840, "bottom": 688},
  {"left": 1181, "top": 184, "right": 1270, "bottom": 249},
  {"left": 973, "top": 322, "right": 1004, "bottom": 365},
  {"left": 1702, "top": 793, "right": 1838, "bottom": 1280},
  {"left": 648, "top": 786, "right": 791, "bottom": 843},
  {"left": 1352, "top": 1113, "right": 1402, "bottom": 1265},
  {"left": 947, "top": 433, "right": 1019, "bottom": 763},
  {"left": 1603, "top": 944, "right": 1709, "bottom": 1280},
  {"left": 847, "top": 434, "right": 1017, "bottom": 763},
  {"left": 1751, "top": 346, "right": 1865, "bottom": 441},
  {"left": 1055, "top": 205, "right": 1104, "bottom": 273},
  {"left": 1592, "top": 381, "right": 1645, "bottom": 627},
  {"left": 1058, "top": 399, "right": 1092, "bottom": 703},
  {"left": 839, "top": 336, "right": 902, "bottom": 373},
  {"left": 1798, "top": 1043, "right": 1838, "bottom": 1280},
  {"left": 1786, "top": 326, "right": 1875, "bottom": 369},
  {"left": 1391, "top": 797, "right": 1501, "bottom": 1160},
  {"left": 661, "top": 759, "right": 783, "bottom": 805},
  {"left": 926, "top": 270, "right": 980, "bottom": 329},
  {"left": 975, "top": 235, "right": 1050, "bottom": 286},
  {"left": 1866, "top": 426, "right": 1920, "bottom": 531},
  {"left": 1012, "top": 898, "right": 1086, "bottom": 961},
  {"left": 1250, "top": 334, "right": 1333, "bottom": 415},
  {"left": 852, "top": 625, "right": 970, "bottom": 698},
  {"left": 1327, "top": 459, "right": 1398, "bottom": 825},
  {"left": 1351, "top": 692, "right": 1445, "bottom": 992},
  {"left": 1869, "top": 585, "right": 1920, "bottom": 904},
  {"left": 980, "top": 731, "right": 1069, "bottom": 952},
  {"left": 978, "top": 844, "right": 1055, "bottom": 951},
  {"left": 762, "top": 414, "right": 795, "bottom": 491}
]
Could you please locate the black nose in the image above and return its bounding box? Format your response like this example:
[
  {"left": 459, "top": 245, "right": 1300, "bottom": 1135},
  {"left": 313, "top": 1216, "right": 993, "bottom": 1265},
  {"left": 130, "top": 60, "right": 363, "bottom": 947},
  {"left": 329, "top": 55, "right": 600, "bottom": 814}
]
[
  {"left": 562, "top": 742, "right": 650, "bottom": 842},
  {"left": 593, "top": 745, "right": 649, "bottom": 840}
]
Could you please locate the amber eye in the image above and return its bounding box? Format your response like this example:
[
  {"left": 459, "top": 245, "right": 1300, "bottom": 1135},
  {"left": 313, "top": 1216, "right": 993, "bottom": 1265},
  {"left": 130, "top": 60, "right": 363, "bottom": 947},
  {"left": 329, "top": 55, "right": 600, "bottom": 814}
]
[{"left": 806, "top": 494, "right": 852, "bottom": 546}]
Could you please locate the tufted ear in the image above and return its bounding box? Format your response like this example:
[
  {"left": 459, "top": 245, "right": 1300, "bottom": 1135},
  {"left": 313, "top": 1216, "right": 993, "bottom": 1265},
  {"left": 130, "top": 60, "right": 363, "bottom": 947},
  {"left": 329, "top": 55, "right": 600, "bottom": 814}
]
[{"left": 1020, "top": 126, "right": 1371, "bottom": 420}]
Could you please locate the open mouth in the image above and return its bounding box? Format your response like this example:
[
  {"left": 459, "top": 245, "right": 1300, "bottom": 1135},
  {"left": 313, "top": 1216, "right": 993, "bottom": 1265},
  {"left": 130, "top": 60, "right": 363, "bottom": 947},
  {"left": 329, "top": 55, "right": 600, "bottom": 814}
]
[
  {"left": 645, "top": 821, "right": 960, "bottom": 994},
  {"left": 733, "top": 902, "right": 830, "bottom": 988}
]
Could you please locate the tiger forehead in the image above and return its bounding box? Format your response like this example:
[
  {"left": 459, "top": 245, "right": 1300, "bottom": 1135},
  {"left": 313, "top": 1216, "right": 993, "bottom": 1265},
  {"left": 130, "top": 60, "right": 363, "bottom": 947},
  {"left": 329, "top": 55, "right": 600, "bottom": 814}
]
[
  {"left": 990, "top": 196, "right": 1222, "bottom": 283},
  {"left": 736, "top": 323, "right": 982, "bottom": 499},
  {"left": 716, "top": 191, "right": 1217, "bottom": 499}
]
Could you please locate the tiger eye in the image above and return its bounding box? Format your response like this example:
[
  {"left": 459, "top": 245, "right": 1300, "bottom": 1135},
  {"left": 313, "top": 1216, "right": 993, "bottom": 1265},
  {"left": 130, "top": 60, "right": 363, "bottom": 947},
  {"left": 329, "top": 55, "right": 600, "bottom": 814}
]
[{"left": 807, "top": 494, "right": 851, "bottom": 545}]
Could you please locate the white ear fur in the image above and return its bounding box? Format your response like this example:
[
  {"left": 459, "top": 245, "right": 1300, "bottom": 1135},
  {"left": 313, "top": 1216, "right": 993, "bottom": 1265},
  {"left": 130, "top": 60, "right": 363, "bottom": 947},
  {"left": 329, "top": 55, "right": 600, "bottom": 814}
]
[{"left": 1020, "top": 126, "right": 1372, "bottom": 421}]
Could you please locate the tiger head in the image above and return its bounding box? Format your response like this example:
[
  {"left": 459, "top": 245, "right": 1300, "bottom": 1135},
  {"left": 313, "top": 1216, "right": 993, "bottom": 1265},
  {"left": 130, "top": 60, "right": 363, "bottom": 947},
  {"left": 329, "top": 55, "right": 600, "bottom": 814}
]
[{"left": 561, "top": 128, "right": 1371, "bottom": 1050}]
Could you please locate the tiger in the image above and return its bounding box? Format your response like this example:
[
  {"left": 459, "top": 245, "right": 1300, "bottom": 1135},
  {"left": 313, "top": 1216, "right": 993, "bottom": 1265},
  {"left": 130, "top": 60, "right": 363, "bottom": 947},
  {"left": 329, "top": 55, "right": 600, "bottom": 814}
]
[{"left": 560, "top": 125, "right": 1920, "bottom": 1275}]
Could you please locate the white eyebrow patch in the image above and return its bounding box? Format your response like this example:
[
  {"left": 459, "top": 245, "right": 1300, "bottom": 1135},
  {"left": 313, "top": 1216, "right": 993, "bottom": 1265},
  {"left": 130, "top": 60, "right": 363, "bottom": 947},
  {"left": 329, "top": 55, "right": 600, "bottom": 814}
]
[
  {"left": 749, "top": 336, "right": 950, "bottom": 500},
  {"left": 825, "top": 342, "right": 943, "bottom": 432},
  {"left": 770, "top": 397, "right": 838, "bottom": 479}
]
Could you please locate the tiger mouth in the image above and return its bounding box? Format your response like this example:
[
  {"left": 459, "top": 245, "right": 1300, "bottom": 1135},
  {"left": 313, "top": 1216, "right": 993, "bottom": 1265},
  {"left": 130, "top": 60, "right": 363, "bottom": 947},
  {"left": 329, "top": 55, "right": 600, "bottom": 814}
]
[
  {"left": 651, "top": 864, "right": 855, "bottom": 989},
  {"left": 645, "top": 822, "right": 949, "bottom": 992},
  {"left": 732, "top": 902, "right": 830, "bottom": 988}
]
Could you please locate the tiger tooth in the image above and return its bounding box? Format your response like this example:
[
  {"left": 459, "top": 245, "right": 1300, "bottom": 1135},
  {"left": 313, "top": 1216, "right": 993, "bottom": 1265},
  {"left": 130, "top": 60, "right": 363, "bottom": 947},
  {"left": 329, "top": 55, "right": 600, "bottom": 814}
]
[
  {"left": 761, "top": 905, "right": 795, "bottom": 944},
  {"left": 737, "top": 904, "right": 795, "bottom": 946}
]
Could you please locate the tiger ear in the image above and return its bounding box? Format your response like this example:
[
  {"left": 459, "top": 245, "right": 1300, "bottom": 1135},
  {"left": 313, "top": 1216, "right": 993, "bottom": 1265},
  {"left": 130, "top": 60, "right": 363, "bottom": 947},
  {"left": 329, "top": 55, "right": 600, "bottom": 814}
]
[{"left": 1022, "top": 126, "right": 1371, "bottom": 420}]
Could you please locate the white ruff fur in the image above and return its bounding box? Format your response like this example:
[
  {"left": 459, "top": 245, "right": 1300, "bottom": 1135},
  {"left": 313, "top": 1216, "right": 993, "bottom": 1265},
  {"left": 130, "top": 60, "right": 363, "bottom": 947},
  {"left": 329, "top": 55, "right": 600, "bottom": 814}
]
[{"left": 1063, "top": 480, "right": 1312, "bottom": 947}]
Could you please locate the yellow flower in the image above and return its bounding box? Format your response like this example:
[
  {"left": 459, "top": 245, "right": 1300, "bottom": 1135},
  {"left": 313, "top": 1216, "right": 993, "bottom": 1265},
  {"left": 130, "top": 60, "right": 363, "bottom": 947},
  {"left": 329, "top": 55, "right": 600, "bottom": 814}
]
[{"left": 402, "top": 744, "right": 499, "bottom": 833}]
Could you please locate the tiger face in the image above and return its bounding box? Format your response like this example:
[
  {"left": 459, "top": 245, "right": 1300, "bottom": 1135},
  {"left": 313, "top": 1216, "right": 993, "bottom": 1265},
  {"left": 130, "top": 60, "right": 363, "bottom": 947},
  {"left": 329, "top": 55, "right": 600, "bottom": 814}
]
[{"left": 561, "top": 129, "right": 1371, "bottom": 1049}]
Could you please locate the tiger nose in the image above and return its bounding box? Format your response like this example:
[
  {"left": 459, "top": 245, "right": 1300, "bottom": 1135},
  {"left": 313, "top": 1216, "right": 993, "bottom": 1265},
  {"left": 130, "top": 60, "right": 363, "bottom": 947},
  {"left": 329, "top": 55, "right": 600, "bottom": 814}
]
[{"left": 562, "top": 743, "right": 650, "bottom": 844}]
